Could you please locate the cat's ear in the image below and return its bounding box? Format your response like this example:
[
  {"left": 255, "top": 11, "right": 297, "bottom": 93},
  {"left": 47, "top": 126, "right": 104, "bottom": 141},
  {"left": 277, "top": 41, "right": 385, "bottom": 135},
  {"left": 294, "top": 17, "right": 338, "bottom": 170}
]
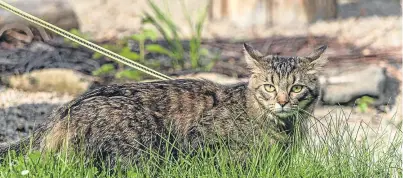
[
  {"left": 243, "top": 43, "right": 264, "bottom": 71},
  {"left": 307, "top": 45, "right": 327, "bottom": 60},
  {"left": 305, "top": 45, "right": 328, "bottom": 74}
]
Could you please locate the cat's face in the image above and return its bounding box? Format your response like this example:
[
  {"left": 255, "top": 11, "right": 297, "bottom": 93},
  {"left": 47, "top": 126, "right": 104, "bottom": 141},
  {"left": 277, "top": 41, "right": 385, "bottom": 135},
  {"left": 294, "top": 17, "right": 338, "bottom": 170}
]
[{"left": 244, "top": 44, "right": 327, "bottom": 118}]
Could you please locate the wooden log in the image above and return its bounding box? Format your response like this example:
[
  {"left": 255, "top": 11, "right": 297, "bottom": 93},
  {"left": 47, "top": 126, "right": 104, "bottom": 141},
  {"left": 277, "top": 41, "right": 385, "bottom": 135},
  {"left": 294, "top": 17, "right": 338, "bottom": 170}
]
[
  {"left": 208, "top": 0, "right": 338, "bottom": 26},
  {"left": 0, "top": 0, "right": 79, "bottom": 30}
]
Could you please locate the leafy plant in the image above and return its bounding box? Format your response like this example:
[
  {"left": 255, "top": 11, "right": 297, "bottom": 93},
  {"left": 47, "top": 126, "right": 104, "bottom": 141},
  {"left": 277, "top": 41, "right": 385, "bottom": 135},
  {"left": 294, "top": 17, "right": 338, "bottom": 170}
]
[
  {"left": 355, "top": 96, "right": 375, "bottom": 113},
  {"left": 91, "top": 64, "right": 115, "bottom": 76},
  {"left": 180, "top": 0, "right": 211, "bottom": 69},
  {"left": 74, "top": 0, "right": 216, "bottom": 81},
  {"left": 142, "top": 0, "right": 216, "bottom": 71},
  {"left": 91, "top": 29, "right": 160, "bottom": 81},
  {"left": 64, "top": 29, "right": 145, "bottom": 80},
  {"left": 63, "top": 28, "right": 143, "bottom": 81},
  {"left": 115, "top": 69, "right": 143, "bottom": 81},
  {"left": 64, "top": 28, "right": 91, "bottom": 48},
  {"left": 131, "top": 29, "right": 158, "bottom": 63}
]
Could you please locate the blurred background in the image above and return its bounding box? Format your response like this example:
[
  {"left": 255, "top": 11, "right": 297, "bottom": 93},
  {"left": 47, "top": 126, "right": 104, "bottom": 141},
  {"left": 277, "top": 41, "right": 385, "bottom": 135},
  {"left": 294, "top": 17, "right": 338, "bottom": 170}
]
[{"left": 0, "top": 0, "right": 401, "bottom": 145}]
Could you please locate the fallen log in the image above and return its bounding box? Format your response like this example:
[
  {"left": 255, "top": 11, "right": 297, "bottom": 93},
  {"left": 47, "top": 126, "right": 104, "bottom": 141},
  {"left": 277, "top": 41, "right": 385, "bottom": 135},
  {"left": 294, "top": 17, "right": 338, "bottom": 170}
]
[{"left": 0, "top": 0, "right": 79, "bottom": 30}]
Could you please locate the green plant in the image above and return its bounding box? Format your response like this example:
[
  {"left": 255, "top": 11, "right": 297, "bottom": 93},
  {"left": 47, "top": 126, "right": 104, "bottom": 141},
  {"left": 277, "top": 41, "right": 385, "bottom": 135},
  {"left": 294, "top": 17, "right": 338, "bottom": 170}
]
[
  {"left": 180, "top": 0, "right": 211, "bottom": 69},
  {"left": 91, "top": 64, "right": 115, "bottom": 76},
  {"left": 142, "top": 0, "right": 216, "bottom": 71},
  {"left": 91, "top": 29, "right": 161, "bottom": 81},
  {"left": 64, "top": 29, "right": 143, "bottom": 81},
  {"left": 356, "top": 96, "right": 375, "bottom": 113},
  {"left": 131, "top": 29, "right": 158, "bottom": 63},
  {"left": 76, "top": 0, "right": 217, "bottom": 81},
  {"left": 64, "top": 28, "right": 91, "bottom": 48}
]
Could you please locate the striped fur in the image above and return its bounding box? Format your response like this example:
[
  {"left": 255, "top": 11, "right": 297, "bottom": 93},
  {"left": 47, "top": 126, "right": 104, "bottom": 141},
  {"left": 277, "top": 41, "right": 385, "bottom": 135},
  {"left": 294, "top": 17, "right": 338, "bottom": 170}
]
[{"left": 0, "top": 44, "right": 327, "bottom": 168}]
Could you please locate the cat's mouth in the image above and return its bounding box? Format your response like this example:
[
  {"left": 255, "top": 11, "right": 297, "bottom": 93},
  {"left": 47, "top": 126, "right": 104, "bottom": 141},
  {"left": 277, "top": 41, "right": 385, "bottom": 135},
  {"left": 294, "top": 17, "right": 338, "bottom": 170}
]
[
  {"left": 271, "top": 102, "right": 302, "bottom": 118},
  {"left": 274, "top": 111, "right": 295, "bottom": 118},
  {"left": 273, "top": 107, "right": 298, "bottom": 118}
]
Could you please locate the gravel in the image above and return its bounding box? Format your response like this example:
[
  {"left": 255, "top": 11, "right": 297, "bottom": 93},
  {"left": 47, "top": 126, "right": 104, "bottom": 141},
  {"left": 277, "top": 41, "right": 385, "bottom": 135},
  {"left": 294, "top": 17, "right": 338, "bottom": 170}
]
[
  {"left": 0, "top": 89, "right": 73, "bottom": 142},
  {"left": 0, "top": 103, "right": 59, "bottom": 142}
]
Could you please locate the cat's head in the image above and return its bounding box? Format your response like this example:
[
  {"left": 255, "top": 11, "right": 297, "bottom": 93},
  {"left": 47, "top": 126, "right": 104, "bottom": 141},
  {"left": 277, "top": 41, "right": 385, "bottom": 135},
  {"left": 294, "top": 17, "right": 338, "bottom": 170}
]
[{"left": 243, "top": 43, "right": 327, "bottom": 119}]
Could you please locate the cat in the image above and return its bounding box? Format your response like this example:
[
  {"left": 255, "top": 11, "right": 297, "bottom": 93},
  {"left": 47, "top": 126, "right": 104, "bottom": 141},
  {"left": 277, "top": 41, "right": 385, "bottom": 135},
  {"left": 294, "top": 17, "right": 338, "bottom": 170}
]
[{"left": 0, "top": 43, "right": 328, "bottom": 168}]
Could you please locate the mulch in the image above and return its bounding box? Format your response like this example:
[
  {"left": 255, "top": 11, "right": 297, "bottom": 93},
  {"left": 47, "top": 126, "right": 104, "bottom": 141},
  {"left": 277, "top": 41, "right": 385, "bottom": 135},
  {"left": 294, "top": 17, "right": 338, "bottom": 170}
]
[{"left": 0, "top": 25, "right": 401, "bottom": 80}]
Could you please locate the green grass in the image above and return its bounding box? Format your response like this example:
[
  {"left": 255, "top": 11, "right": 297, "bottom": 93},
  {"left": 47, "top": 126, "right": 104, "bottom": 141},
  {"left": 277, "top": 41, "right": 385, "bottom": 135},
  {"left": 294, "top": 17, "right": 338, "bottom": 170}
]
[{"left": 0, "top": 110, "right": 401, "bottom": 177}]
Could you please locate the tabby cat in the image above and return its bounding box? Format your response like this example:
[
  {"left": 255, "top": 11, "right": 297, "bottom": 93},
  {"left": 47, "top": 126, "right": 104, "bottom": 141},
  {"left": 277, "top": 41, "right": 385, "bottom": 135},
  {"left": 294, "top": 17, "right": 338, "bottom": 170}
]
[{"left": 0, "top": 44, "right": 327, "bottom": 168}]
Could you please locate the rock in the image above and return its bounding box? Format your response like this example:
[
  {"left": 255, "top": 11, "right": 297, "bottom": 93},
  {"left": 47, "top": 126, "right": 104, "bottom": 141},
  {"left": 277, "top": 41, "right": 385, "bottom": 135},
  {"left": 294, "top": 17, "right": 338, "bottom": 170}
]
[
  {"left": 2, "top": 68, "right": 96, "bottom": 96},
  {"left": 320, "top": 65, "right": 399, "bottom": 106}
]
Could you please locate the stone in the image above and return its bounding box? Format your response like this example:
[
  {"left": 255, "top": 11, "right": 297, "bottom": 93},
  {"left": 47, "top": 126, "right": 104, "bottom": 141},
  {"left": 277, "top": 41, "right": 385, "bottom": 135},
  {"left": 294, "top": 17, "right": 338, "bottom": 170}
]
[
  {"left": 320, "top": 65, "right": 399, "bottom": 106},
  {"left": 2, "top": 68, "right": 96, "bottom": 96}
]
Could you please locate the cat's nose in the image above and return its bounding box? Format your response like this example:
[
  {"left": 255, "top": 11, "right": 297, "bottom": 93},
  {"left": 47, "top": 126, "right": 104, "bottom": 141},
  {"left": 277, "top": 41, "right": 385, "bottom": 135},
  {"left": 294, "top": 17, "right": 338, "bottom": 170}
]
[
  {"left": 277, "top": 92, "right": 288, "bottom": 107},
  {"left": 278, "top": 100, "right": 288, "bottom": 107}
]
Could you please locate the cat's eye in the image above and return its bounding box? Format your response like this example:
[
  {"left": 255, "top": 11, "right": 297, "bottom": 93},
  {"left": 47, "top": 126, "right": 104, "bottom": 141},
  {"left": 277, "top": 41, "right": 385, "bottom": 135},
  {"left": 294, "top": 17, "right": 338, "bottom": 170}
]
[
  {"left": 291, "top": 85, "right": 303, "bottom": 93},
  {"left": 263, "top": 84, "right": 276, "bottom": 92}
]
